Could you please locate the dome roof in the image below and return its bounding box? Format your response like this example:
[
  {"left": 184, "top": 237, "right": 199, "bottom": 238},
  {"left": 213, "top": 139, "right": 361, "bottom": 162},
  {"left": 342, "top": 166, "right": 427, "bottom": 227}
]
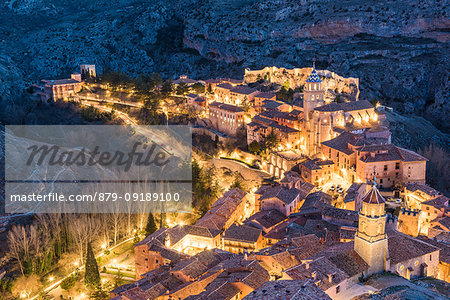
[
  {"left": 361, "top": 185, "right": 385, "bottom": 204},
  {"left": 306, "top": 69, "right": 322, "bottom": 83}
]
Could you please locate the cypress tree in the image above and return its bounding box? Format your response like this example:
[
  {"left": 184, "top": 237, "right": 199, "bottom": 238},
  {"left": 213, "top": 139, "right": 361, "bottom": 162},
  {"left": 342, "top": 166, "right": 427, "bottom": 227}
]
[
  {"left": 145, "top": 213, "right": 157, "bottom": 236},
  {"left": 84, "top": 242, "right": 100, "bottom": 288},
  {"left": 159, "top": 212, "right": 167, "bottom": 229}
]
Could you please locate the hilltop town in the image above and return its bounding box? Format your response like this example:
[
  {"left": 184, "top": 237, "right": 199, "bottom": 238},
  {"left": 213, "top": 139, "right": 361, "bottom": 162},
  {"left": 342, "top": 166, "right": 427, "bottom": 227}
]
[{"left": 20, "top": 63, "right": 449, "bottom": 300}]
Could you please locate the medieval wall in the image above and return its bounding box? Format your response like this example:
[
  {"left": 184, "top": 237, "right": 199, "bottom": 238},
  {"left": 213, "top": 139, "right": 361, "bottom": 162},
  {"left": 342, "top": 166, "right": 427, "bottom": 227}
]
[{"left": 244, "top": 67, "right": 360, "bottom": 101}]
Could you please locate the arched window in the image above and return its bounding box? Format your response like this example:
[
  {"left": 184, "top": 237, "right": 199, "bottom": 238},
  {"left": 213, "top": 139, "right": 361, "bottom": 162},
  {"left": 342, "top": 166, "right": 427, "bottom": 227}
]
[
  {"left": 360, "top": 221, "right": 366, "bottom": 233},
  {"left": 377, "top": 223, "right": 383, "bottom": 234}
]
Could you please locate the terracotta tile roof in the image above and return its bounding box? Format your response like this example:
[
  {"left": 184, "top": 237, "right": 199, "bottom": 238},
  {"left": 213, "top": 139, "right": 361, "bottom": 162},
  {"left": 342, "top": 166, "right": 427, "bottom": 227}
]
[
  {"left": 301, "top": 158, "right": 334, "bottom": 170},
  {"left": 255, "top": 91, "right": 276, "bottom": 99},
  {"left": 135, "top": 227, "right": 168, "bottom": 246},
  {"left": 143, "top": 283, "right": 167, "bottom": 299},
  {"left": 120, "top": 287, "right": 150, "bottom": 300},
  {"left": 263, "top": 216, "right": 308, "bottom": 240},
  {"left": 358, "top": 144, "right": 427, "bottom": 163},
  {"left": 252, "top": 115, "right": 275, "bottom": 126},
  {"left": 170, "top": 225, "right": 221, "bottom": 243},
  {"left": 284, "top": 256, "right": 348, "bottom": 291},
  {"left": 42, "top": 78, "right": 81, "bottom": 85},
  {"left": 361, "top": 185, "right": 385, "bottom": 204},
  {"left": 209, "top": 282, "right": 241, "bottom": 299},
  {"left": 196, "top": 188, "right": 247, "bottom": 231},
  {"left": 307, "top": 242, "right": 368, "bottom": 277},
  {"left": 388, "top": 233, "right": 440, "bottom": 265},
  {"left": 417, "top": 236, "right": 450, "bottom": 264},
  {"left": 259, "top": 185, "right": 301, "bottom": 205},
  {"left": 321, "top": 132, "right": 361, "bottom": 155},
  {"left": 216, "top": 83, "right": 233, "bottom": 89},
  {"left": 270, "top": 251, "right": 300, "bottom": 269},
  {"left": 434, "top": 232, "right": 450, "bottom": 244},
  {"left": 230, "top": 85, "right": 257, "bottom": 95},
  {"left": 340, "top": 100, "right": 374, "bottom": 112},
  {"left": 204, "top": 258, "right": 270, "bottom": 292},
  {"left": 193, "top": 249, "right": 235, "bottom": 269},
  {"left": 262, "top": 99, "right": 286, "bottom": 110},
  {"left": 339, "top": 227, "right": 357, "bottom": 240},
  {"left": 405, "top": 183, "right": 441, "bottom": 197},
  {"left": 300, "top": 191, "right": 333, "bottom": 210},
  {"left": 244, "top": 209, "right": 287, "bottom": 231},
  {"left": 254, "top": 184, "right": 276, "bottom": 195},
  {"left": 172, "top": 259, "right": 209, "bottom": 279},
  {"left": 271, "top": 123, "right": 300, "bottom": 134},
  {"left": 322, "top": 207, "right": 359, "bottom": 223},
  {"left": 223, "top": 224, "right": 262, "bottom": 243},
  {"left": 431, "top": 216, "right": 450, "bottom": 230},
  {"left": 422, "top": 195, "right": 449, "bottom": 209},
  {"left": 314, "top": 100, "right": 373, "bottom": 113},
  {"left": 244, "top": 279, "right": 332, "bottom": 300},
  {"left": 209, "top": 101, "right": 244, "bottom": 113},
  {"left": 314, "top": 102, "right": 342, "bottom": 112},
  {"left": 344, "top": 183, "right": 366, "bottom": 203}
]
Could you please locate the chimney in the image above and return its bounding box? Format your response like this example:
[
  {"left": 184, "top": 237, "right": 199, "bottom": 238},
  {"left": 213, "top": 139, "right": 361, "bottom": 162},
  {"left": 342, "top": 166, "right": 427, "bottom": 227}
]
[
  {"left": 311, "top": 271, "right": 316, "bottom": 279},
  {"left": 327, "top": 273, "right": 334, "bottom": 283}
]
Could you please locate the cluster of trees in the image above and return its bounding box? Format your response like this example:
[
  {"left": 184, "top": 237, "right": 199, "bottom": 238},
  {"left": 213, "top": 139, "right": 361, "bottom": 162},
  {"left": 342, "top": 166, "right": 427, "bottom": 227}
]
[
  {"left": 6, "top": 213, "right": 148, "bottom": 277},
  {"left": 175, "top": 82, "right": 205, "bottom": 96},
  {"left": 418, "top": 143, "right": 450, "bottom": 196},
  {"left": 276, "top": 81, "right": 303, "bottom": 104},
  {"left": 78, "top": 105, "right": 115, "bottom": 122},
  {"left": 248, "top": 131, "right": 280, "bottom": 154},
  {"left": 192, "top": 160, "right": 220, "bottom": 216}
]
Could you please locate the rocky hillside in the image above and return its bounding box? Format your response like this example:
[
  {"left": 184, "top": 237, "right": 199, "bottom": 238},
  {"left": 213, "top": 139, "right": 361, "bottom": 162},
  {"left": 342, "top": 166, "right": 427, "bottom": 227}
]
[{"left": 0, "top": 0, "right": 449, "bottom": 132}]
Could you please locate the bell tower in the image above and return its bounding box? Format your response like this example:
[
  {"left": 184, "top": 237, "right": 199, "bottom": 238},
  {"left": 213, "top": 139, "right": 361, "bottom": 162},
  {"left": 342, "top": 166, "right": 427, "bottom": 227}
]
[
  {"left": 303, "top": 64, "right": 324, "bottom": 119},
  {"left": 354, "top": 183, "right": 390, "bottom": 275}
]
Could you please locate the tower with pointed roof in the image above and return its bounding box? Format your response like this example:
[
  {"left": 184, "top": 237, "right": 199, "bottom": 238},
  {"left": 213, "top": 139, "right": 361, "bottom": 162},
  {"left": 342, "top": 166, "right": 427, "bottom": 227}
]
[
  {"left": 303, "top": 67, "right": 324, "bottom": 119},
  {"left": 354, "top": 183, "right": 390, "bottom": 275},
  {"left": 302, "top": 65, "right": 325, "bottom": 155}
]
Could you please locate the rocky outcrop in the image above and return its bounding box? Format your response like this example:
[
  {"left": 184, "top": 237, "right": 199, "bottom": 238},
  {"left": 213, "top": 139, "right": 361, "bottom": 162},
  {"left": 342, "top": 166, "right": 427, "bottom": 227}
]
[{"left": 0, "top": 0, "right": 449, "bottom": 132}]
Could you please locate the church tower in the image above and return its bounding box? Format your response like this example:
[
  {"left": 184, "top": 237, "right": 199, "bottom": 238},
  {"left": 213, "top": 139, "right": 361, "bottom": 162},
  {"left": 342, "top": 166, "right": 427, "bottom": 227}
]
[
  {"left": 354, "top": 184, "right": 390, "bottom": 275},
  {"left": 303, "top": 67, "right": 324, "bottom": 119}
]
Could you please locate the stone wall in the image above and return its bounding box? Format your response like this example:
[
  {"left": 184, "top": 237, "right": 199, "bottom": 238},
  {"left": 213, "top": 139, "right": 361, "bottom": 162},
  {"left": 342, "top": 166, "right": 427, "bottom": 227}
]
[{"left": 244, "top": 67, "right": 360, "bottom": 101}]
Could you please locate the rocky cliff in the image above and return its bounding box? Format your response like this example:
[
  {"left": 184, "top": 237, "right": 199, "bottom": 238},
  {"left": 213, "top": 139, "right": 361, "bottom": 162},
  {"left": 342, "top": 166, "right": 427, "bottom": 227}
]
[{"left": 0, "top": 0, "right": 449, "bottom": 132}]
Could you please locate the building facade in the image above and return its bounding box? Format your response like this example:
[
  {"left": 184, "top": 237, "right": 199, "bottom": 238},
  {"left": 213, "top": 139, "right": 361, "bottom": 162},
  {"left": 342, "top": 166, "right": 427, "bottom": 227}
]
[{"left": 208, "top": 101, "right": 245, "bottom": 137}]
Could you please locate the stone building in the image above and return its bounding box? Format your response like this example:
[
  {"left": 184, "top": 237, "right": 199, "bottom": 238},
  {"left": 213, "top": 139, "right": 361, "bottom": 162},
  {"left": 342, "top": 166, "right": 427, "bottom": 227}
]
[
  {"left": 404, "top": 183, "right": 441, "bottom": 210},
  {"left": 354, "top": 185, "right": 390, "bottom": 275},
  {"left": 321, "top": 132, "right": 427, "bottom": 186},
  {"left": 222, "top": 224, "right": 265, "bottom": 254},
  {"left": 421, "top": 195, "right": 450, "bottom": 236},
  {"left": 300, "top": 158, "right": 334, "bottom": 186},
  {"left": 134, "top": 229, "right": 188, "bottom": 279},
  {"left": 208, "top": 101, "right": 245, "bottom": 137},
  {"left": 41, "top": 78, "right": 82, "bottom": 100},
  {"left": 397, "top": 208, "right": 421, "bottom": 237},
  {"left": 228, "top": 85, "right": 258, "bottom": 106},
  {"left": 196, "top": 188, "right": 250, "bottom": 231},
  {"left": 353, "top": 184, "right": 441, "bottom": 279},
  {"left": 342, "top": 182, "right": 367, "bottom": 211}
]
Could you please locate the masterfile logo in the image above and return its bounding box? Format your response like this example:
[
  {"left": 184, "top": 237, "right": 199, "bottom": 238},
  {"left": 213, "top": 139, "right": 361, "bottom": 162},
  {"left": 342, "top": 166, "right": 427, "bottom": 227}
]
[{"left": 4, "top": 125, "right": 193, "bottom": 214}]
